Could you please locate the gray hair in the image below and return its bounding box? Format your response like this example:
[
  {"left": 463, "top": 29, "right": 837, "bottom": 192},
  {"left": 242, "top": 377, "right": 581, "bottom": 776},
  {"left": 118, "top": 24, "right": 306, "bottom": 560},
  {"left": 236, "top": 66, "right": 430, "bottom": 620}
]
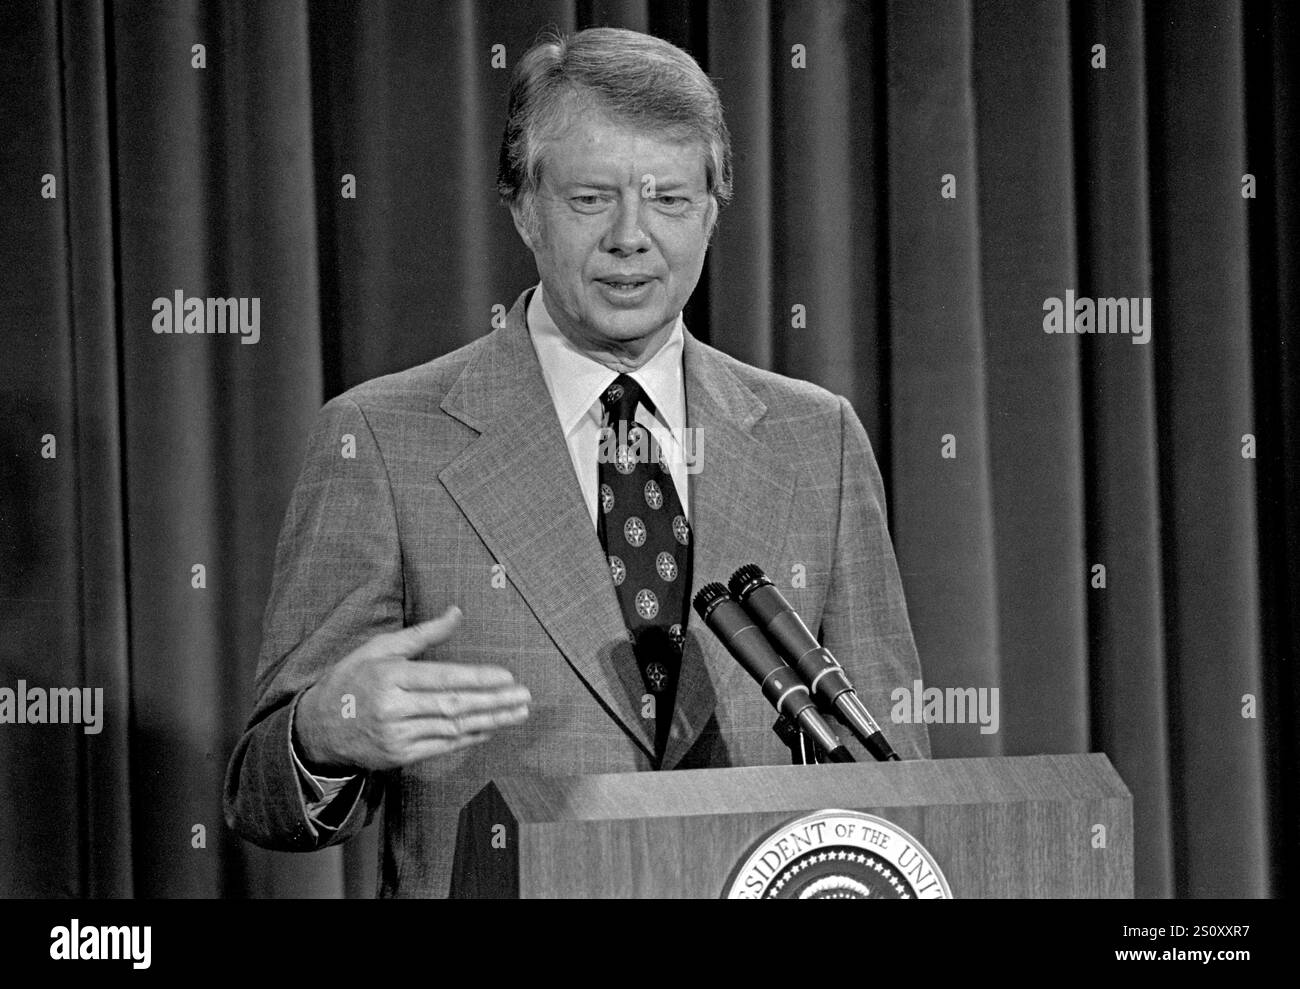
[{"left": 497, "top": 27, "right": 733, "bottom": 235}]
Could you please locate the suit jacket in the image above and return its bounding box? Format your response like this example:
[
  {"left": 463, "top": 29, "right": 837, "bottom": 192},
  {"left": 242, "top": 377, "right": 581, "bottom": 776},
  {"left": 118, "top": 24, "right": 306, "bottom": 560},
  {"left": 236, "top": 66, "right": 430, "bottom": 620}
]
[{"left": 223, "top": 288, "right": 930, "bottom": 897}]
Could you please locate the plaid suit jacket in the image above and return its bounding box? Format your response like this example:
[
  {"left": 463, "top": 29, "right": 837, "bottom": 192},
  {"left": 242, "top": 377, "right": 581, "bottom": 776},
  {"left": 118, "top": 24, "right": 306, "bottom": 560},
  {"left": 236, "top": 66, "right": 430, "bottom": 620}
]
[{"left": 223, "top": 288, "right": 930, "bottom": 897}]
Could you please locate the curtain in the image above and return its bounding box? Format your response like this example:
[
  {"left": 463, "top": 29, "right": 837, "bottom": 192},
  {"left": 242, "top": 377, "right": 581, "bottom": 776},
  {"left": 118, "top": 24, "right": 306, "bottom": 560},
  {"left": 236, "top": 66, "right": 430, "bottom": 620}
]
[{"left": 1, "top": 0, "right": 1293, "bottom": 899}]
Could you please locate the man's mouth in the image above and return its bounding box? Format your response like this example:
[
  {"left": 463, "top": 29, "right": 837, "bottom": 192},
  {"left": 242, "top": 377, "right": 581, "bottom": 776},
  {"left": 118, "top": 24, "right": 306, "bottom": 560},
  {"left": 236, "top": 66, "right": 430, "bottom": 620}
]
[{"left": 598, "top": 277, "right": 655, "bottom": 289}]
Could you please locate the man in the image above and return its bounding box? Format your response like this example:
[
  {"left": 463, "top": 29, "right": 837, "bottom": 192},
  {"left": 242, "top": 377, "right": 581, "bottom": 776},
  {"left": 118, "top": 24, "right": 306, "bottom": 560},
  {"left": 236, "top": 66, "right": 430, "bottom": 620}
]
[{"left": 224, "top": 26, "right": 929, "bottom": 898}]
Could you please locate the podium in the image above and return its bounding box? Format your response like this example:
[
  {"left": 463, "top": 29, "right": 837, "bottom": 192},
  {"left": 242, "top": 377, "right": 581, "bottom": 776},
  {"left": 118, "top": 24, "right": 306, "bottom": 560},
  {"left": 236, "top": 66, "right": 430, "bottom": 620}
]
[{"left": 449, "top": 754, "right": 1131, "bottom": 898}]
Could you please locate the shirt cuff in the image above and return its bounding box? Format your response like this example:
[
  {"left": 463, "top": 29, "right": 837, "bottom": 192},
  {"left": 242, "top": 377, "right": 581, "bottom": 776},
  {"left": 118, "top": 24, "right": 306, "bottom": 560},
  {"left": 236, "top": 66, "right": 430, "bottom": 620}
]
[{"left": 288, "top": 696, "right": 360, "bottom": 822}]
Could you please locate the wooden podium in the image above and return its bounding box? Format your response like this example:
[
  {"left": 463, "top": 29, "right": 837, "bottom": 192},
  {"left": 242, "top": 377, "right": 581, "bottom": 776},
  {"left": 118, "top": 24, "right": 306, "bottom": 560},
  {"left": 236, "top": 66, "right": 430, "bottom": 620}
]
[{"left": 449, "top": 754, "right": 1132, "bottom": 898}]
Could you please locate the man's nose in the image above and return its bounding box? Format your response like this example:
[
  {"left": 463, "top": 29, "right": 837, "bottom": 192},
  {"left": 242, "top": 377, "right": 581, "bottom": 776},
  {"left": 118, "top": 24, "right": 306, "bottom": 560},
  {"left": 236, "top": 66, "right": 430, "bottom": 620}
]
[{"left": 603, "top": 195, "right": 651, "bottom": 254}]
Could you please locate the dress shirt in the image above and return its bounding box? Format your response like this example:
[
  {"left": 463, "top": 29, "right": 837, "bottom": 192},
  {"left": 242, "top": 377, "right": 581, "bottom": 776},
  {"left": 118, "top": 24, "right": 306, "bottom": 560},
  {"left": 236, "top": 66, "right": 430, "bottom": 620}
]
[{"left": 526, "top": 283, "right": 691, "bottom": 523}]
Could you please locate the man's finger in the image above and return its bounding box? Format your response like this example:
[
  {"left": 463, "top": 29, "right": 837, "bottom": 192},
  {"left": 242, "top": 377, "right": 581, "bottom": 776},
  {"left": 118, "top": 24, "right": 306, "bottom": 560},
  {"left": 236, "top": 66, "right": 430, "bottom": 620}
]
[
  {"left": 367, "top": 607, "right": 463, "bottom": 660},
  {"left": 400, "top": 705, "right": 531, "bottom": 741},
  {"left": 389, "top": 685, "right": 531, "bottom": 719},
  {"left": 392, "top": 660, "right": 522, "bottom": 693},
  {"left": 401, "top": 732, "right": 494, "bottom": 765}
]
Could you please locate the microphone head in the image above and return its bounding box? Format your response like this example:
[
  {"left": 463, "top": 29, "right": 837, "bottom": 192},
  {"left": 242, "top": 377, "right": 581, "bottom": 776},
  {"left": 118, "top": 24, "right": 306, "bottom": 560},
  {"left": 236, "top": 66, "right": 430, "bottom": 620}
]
[
  {"left": 693, "top": 582, "right": 731, "bottom": 621},
  {"left": 728, "top": 563, "right": 771, "bottom": 601}
]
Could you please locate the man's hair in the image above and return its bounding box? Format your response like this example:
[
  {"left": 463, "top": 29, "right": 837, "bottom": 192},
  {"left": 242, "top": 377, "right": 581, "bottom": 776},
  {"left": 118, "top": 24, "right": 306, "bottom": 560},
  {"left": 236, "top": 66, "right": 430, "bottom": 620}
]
[{"left": 496, "top": 27, "right": 733, "bottom": 235}]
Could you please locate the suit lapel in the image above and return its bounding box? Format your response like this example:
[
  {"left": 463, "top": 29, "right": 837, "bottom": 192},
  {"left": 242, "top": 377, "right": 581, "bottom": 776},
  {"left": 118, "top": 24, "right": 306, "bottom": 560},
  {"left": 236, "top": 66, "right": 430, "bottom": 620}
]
[
  {"left": 659, "top": 334, "right": 798, "bottom": 769},
  {"left": 438, "top": 292, "right": 656, "bottom": 758}
]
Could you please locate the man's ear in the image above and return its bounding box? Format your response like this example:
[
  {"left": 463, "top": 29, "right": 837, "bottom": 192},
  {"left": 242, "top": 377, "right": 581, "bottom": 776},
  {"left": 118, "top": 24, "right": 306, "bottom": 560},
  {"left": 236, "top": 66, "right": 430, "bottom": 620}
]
[
  {"left": 509, "top": 200, "right": 538, "bottom": 252},
  {"left": 704, "top": 197, "right": 720, "bottom": 243}
]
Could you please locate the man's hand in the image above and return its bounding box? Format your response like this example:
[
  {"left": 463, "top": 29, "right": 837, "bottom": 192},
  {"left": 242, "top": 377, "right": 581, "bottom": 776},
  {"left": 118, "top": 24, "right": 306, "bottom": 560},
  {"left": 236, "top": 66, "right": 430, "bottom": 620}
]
[{"left": 293, "top": 606, "right": 531, "bottom": 773}]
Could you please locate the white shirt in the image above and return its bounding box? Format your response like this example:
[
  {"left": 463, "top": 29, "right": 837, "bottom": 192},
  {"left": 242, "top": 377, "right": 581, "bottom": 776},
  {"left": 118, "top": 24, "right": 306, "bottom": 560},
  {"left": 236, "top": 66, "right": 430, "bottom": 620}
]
[
  {"left": 295, "top": 284, "right": 693, "bottom": 821},
  {"left": 526, "top": 282, "right": 691, "bottom": 522}
]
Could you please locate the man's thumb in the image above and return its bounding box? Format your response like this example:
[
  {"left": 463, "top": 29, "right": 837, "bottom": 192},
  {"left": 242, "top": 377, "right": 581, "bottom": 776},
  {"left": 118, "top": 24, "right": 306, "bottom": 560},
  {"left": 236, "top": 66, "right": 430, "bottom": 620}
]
[{"left": 385, "top": 606, "right": 462, "bottom": 659}]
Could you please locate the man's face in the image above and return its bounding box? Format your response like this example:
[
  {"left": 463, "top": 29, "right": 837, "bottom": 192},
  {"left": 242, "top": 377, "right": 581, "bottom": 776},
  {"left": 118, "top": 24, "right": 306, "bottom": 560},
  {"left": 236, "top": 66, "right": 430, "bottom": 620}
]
[{"left": 512, "top": 102, "right": 715, "bottom": 366}]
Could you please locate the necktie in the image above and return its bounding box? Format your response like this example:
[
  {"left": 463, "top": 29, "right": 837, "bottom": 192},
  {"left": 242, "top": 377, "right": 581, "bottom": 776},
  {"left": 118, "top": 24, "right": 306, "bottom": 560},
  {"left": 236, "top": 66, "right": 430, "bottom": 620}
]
[{"left": 596, "top": 374, "right": 691, "bottom": 761}]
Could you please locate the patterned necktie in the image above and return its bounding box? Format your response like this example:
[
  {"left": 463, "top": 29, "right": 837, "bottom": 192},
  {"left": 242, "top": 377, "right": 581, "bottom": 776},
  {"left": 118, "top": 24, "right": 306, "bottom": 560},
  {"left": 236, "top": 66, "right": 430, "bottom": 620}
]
[{"left": 596, "top": 373, "right": 692, "bottom": 762}]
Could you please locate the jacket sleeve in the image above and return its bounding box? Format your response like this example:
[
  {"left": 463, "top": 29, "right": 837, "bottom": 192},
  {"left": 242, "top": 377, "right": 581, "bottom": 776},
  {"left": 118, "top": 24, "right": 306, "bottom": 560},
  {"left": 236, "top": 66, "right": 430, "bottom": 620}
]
[
  {"left": 223, "top": 395, "right": 401, "bottom": 849},
  {"left": 819, "top": 396, "right": 932, "bottom": 761}
]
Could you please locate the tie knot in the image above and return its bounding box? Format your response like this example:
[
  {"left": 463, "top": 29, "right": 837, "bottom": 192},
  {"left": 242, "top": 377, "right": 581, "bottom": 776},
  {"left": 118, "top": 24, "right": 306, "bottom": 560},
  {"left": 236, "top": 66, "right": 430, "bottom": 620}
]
[{"left": 600, "top": 374, "right": 647, "bottom": 423}]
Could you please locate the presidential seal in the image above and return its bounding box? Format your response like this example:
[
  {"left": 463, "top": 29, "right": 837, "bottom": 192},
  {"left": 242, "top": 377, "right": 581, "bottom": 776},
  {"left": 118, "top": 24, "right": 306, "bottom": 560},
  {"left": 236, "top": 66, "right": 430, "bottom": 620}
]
[{"left": 724, "top": 810, "right": 952, "bottom": 899}]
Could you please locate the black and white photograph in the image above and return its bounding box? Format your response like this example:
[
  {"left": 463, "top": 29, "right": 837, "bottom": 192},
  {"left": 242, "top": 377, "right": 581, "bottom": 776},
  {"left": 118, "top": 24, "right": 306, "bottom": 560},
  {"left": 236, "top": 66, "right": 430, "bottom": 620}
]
[{"left": 0, "top": 0, "right": 1294, "bottom": 966}]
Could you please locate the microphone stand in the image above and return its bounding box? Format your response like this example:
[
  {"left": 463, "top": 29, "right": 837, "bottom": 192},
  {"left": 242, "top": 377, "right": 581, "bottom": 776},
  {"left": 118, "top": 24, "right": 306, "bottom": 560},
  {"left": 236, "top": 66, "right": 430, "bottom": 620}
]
[{"left": 772, "top": 714, "right": 819, "bottom": 765}]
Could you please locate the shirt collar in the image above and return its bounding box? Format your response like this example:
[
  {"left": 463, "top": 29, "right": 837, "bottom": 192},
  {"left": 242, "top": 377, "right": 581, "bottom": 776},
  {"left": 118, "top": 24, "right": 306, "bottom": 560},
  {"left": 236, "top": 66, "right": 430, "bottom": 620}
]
[{"left": 526, "top": 283, "right": 686, "bottom": 435}]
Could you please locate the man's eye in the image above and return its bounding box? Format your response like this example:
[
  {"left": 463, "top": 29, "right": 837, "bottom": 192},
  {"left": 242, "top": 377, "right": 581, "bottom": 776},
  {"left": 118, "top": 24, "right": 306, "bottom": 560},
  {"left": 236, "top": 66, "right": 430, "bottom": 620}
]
[
  {"left": 655, "top": 196, "right": 685, "bottom": 206},
  {"left": 571, "top": 195, "right": 604, "bottom": 207}
]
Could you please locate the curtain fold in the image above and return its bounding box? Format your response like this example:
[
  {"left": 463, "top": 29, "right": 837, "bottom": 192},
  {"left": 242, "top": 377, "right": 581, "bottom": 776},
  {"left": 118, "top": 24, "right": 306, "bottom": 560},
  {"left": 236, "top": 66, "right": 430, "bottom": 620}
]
[
  {"left": 2, "top": 0, "right": 87, "bottom": 899},
  {"left": 60, "top": 0, "right": 135, "bottom": 900},
  {"left": 1, "top": 0, "right": 1291, "bottom": 900},
  {"left": 1253, "top": 0, "right": 1300, "bottom": 893},
  {"left": 885, "top": 0, "right": 1002, "bottom": 766},
  {"left": 1074, "top": 0, "right": 1173, "bottom": 899},
  {"left": 1146, "top": 0, "right": 1267, "bottom": 898}
]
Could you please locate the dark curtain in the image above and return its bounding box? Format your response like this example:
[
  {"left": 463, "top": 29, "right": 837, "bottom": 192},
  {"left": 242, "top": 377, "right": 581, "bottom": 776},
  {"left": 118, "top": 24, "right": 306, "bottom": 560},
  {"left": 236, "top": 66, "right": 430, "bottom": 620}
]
[{"left": 1, "top": 0, "right": 1294, "bottom": 899}]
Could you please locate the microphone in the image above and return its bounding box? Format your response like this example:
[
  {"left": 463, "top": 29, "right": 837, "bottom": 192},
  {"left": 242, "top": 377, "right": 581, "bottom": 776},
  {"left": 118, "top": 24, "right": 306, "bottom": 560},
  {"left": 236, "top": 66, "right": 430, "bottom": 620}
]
[
  {"left": 692, "top": 583, "right": 854, "bottom": 763},
  {"left": 728, "top": 564, "right": 901, "bottom": 762}
]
